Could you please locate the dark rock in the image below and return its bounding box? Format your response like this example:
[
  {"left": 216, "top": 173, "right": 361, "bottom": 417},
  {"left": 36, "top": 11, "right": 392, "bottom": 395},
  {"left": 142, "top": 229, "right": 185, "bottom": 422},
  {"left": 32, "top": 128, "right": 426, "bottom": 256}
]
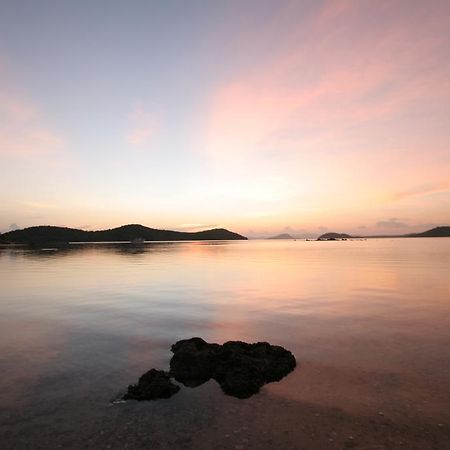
[
  {"left": 123, "top": 369, "right": 180, "bottom": 401},
  {"left": 170, "top": 338, "right": 296, "bottom": 398},
  {"left": 170, "top": 337, "right": 220, "bottom": 387},
  {"left": 216, "top": 365, "right": 265, "bottom": 398}
]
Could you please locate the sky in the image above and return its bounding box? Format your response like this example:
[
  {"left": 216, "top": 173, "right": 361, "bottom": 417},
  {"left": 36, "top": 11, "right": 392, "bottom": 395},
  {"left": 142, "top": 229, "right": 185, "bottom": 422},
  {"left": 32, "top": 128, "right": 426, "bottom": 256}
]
[{"left": 0, "top": 0, "right": 449, "bottom": 238}]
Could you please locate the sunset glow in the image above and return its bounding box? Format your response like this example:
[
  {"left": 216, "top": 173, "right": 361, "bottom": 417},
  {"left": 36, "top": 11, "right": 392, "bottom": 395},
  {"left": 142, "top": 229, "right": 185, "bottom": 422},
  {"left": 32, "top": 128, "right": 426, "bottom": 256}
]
[{"left": 1, "top": 0, "right": 449, "bottom": 237}]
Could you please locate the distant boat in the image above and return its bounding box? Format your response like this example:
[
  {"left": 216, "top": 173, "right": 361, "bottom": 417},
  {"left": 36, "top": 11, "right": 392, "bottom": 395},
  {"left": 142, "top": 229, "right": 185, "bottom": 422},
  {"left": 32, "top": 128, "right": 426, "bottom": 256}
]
[{"left": 130, "top": 237, "right": 145, "bottom": 244}]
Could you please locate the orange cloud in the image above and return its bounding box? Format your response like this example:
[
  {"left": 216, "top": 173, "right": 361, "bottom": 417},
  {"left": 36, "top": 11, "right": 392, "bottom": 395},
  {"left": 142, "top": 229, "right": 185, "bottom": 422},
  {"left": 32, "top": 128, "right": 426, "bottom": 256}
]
[{"left": 393, "top": 182, "right": 450, "bottom": 201}]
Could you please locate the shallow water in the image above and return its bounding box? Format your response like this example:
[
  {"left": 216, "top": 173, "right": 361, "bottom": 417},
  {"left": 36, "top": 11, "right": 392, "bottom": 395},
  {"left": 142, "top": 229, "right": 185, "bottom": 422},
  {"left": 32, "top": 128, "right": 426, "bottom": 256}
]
[{"left": 0, "top": 239, "right": 449, "bottom": 449}]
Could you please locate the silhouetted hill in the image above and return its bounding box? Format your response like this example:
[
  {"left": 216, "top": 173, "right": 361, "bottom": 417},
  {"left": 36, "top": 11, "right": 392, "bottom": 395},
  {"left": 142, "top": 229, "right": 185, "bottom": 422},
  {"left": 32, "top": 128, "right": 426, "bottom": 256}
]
[
  {"left": 268, "top": 233, "right": 294, "bottom": 240},
  {"left": 318, "top": 232, "right": 352, "bottom": 240},
  {"left": 407, "top": 226, "right": 450, "bottom": 237},
  {"left": 0, "top": 224, "right": 247, "bottom": 244}
]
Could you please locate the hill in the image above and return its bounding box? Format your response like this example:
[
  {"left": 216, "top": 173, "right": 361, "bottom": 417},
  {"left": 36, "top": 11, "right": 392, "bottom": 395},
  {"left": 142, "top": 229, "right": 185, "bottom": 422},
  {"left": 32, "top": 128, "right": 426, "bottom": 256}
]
[
  {"left": 268, "top": 233, "right": 294, "bottom": 240},
  {"left": 0, "top": 224, "right": 247, "bottom": 244},
  {"left": 407, "top": 226, "right": 450, "bottom": 238},
  {"left": 317, "top": 232, "right": 353, "bottom": 240}
]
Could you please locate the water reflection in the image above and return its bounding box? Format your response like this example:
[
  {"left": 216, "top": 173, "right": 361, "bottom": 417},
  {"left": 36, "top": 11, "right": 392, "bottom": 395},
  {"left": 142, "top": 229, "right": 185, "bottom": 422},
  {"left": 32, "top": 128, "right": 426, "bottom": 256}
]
[{"left": 0, "top": 239, "right": 449, "bottom": 448}]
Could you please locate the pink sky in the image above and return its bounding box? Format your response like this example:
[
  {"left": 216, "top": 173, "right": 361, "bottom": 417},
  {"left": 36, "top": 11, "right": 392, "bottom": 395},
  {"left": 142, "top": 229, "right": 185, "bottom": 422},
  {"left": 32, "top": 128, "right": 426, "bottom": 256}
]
[{"left": 0, "top": 0, "right": 449, "bottom": 237}]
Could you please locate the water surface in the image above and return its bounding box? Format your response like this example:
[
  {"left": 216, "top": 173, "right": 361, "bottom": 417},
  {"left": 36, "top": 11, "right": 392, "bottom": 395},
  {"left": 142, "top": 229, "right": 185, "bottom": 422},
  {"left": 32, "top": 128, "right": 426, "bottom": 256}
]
[{"left": 1, "top": 239, "right": 449, "bottom": 449}]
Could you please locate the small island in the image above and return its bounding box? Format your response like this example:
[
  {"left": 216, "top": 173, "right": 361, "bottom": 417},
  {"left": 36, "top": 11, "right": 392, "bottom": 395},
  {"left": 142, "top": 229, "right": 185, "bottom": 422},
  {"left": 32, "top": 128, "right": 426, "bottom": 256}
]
[{"left": 317, "top": 232, "right": 353, "bottom": 241}]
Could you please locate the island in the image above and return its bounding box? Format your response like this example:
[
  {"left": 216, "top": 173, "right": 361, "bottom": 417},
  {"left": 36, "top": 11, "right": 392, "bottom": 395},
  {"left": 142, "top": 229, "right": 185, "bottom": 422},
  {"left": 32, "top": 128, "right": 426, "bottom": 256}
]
[
  {"left": 317, "top": 232, "right": 353, "bottom": 240},
  {"left": 315, "top": 226, "right": 450, "bottom": 240},
  {"left": 407, "top": 226, "right": 450, "bottom": 238},
  {"left": 0, "top": 224, "right": 247, "bottom": 244}
]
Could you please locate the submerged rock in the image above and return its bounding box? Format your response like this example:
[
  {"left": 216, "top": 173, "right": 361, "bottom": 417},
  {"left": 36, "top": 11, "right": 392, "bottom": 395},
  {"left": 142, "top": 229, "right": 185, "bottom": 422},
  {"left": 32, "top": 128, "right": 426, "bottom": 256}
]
[
  {"left": 123, "top": 369, "right": 180, "bottom": 401},
  {"left": 170, "top": 337, "right": 296, "bottom": 398}
]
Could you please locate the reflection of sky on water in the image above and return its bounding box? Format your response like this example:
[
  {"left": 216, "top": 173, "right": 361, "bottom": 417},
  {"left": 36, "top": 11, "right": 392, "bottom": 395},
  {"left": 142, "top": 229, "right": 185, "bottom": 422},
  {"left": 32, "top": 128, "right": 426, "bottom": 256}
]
[{"left": 0, "top": 239, "right": 449, "bottom": 446}]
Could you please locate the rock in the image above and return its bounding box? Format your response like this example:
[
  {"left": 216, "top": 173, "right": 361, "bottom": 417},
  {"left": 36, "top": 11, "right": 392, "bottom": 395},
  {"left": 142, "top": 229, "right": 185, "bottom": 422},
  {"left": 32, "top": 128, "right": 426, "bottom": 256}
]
[
  {"left": 123, "top": 369, "right": 180, "bottom": 401},
  {"left": 170, "top": 337, "right": 220, "bottom": 387},
  {"left": 123, "top": 338, "right": 296, "bottom": 401},
  {"left": 218, "top": 365, "right": 265, "bottom": 398},
  {"left": 170, "top": 337, "right": 296, "bottom": 398}
]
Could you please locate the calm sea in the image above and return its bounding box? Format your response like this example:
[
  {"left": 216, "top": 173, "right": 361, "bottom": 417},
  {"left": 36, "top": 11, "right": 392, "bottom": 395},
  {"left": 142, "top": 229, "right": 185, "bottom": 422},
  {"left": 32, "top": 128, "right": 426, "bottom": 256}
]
[{"left": 1, "top": 239, "right": 449, "bottom": 449}]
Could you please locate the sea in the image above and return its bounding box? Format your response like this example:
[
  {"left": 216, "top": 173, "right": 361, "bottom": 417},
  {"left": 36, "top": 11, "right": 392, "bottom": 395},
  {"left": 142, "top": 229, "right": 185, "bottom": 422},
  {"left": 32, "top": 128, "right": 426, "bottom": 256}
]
[{"left": 0, "top": 238, "right": 449, "bottom": 449}]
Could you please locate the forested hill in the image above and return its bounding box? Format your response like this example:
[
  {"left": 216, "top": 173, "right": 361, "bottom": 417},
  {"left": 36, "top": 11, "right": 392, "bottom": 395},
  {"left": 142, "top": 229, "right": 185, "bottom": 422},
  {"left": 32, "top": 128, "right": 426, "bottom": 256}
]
[
  {"left": 407, "top": 226, "right": 450, "bottom": 237},
  {"left": 0, "top": 224, "right": 247, "bottom": 243}
]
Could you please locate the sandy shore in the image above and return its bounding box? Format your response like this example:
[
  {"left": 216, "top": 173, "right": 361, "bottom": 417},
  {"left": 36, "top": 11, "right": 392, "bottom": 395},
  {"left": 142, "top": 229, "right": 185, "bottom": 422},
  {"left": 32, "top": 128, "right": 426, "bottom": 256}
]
[{"left": 1, "top": 375, "right": 449, "bottom": 450}]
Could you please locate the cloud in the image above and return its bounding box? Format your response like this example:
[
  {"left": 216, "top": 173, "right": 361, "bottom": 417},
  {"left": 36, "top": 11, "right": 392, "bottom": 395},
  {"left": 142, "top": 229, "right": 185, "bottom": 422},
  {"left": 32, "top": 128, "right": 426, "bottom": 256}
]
[
  {"left": 376, "top": 218, "right": 408, "bottom": 228},
  {"left": 194, "top": 0, "right": 450, "bottom": 228},
  {"left": 9, "top": 223, "right": 19, "bottom": 231},
  {"left": 126, "top": 127, "right": 154, "bottom": 146},
  {"left": 23, "top": 202, "right": 57, "bottom": 209},
  {"left": 0, "top": 81, "right": 65, "bottom": 159},
  {"left": 393, "top": 182, "right": 450, "bottom": 201},
  {"left": 125, "top": 101, "right": 158, "bottom": 147},
  {"left": 371, "top": 220, "right": 441, "bottom": 235},
  {"left": 202, "top": 0, "right": 450, "bottom": 168}
]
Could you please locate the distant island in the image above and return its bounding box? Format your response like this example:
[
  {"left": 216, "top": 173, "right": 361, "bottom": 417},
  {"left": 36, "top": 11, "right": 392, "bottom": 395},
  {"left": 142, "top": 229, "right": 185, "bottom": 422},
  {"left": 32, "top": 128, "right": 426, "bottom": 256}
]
[
  {"left": 0, "top": 224, "right": 247, "bottom": 244},
  {"left": 268, "top": 233, "right": 294, "bottom": 240},
  {"left": 316, "top": 226, "right": 450, "bottom": 240},
  {"left": 317, "top": 232, "right": 352, "bottom": 240},
  {"left": 407, "top": 226, "right": 450, "bottom": 238}
]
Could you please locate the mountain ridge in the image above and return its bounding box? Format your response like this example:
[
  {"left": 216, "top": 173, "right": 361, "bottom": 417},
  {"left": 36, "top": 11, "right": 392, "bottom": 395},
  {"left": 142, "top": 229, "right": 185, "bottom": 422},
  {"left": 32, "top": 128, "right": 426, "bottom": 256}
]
[{"left": 0, "top": 224, "right": 247, "bottom": 243}]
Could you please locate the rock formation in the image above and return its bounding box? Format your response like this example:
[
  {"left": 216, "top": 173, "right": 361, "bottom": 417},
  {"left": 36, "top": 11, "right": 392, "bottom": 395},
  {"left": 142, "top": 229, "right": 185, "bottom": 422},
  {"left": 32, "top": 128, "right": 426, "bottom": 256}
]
[{"left": 123, "top": 337, "right": 296, "bottom": 400}]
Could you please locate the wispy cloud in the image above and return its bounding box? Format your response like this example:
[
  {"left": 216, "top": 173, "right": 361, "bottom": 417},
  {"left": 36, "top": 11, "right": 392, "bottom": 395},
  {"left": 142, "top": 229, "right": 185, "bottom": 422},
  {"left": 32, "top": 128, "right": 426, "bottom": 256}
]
[
  {"left": 202, "top": 0, "right": 450, "bottom": 165},
  {"left": 193, "top": 0, "right": 450, "bottom": 230},
  {"left": 373, "top": 218, "right": 441, "bottom": 235},
  {"left": 125, "top": 101, "right": 158, "bottom": 147},
  {"left": 393, "top": 182, "right": 450, "bottom": 201},
  {"left": 0, "top": 80, "right": 65, "bottom": 159},
  {"left": 376, "top": 218, "right": 408, "bottom": 228},
  {"left": 22, "top": 201, "right": 57, "bottom": 209}
]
